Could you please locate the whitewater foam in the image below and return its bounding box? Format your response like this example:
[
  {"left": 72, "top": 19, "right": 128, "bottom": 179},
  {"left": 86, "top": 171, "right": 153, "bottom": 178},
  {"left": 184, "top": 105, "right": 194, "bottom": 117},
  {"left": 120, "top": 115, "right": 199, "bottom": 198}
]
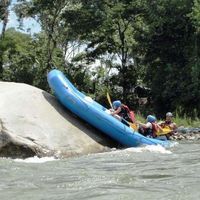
[
  {"left": 125, "top": 145, "right": 172, "bottom": 154},
  {"left": 14, "top": 156, "right": 57, "bottom": 163}
]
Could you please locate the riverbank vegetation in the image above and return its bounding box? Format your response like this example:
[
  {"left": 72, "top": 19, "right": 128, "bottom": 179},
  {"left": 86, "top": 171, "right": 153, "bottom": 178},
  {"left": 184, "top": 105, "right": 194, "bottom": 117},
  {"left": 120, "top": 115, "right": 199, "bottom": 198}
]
[
  {"left": 0, "top": 0, "right": 199, "bottom": 121},
  {"left": 137, "top": 113, "right": 200, "bottom": 128}
]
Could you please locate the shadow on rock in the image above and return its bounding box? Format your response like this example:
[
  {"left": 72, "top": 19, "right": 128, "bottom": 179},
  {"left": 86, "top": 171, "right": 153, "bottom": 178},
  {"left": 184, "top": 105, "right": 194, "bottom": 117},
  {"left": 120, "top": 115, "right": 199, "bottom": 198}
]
[{"left": 42, "top": 91, "right": 119, "bottom": 149}]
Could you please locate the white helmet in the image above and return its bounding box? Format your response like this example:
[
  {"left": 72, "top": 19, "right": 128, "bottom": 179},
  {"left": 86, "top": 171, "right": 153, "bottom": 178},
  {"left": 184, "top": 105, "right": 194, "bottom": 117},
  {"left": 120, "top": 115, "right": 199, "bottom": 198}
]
[{"left": 166, "top": 112, "right": 173, "bottom": 117}]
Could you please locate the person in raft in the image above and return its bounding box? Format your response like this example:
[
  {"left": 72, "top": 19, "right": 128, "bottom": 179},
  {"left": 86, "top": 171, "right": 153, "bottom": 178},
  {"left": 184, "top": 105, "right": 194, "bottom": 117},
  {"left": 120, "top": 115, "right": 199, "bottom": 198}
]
[
  {"left": 137, "top": 115, "right": 164, "bottom": 139},
  {"left": 110, "top": 100, "right": 135, "bottom": 127},
  {"left": 159, "top": 112, "right": 177, "bottom": 136}
]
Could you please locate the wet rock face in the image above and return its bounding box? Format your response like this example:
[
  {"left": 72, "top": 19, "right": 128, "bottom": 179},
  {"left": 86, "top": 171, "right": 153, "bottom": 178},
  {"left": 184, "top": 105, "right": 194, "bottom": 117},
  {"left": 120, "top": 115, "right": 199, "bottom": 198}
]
[
  {"left": 169, "top": 126, "right": 200, "bottom": 140},
  {"left": 0, "top": 142, "right": 36, "bottom": 159},
  {"left": 0, "top": 82, "right": 117, "bottom": 159},
  {"left": 177, "top": 126, "right": 200, "bottom": 134}
]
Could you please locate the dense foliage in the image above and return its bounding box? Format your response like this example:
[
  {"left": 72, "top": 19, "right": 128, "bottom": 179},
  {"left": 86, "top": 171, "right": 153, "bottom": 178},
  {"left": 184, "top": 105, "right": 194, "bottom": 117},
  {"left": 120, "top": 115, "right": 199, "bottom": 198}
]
[{"left": 0, "top": 0, "right": 199, "bottom": 118}]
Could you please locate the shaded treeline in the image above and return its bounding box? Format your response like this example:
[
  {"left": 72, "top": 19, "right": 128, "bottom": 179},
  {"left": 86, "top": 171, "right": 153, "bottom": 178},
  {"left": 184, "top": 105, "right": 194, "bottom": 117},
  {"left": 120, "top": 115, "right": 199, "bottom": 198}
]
[{"left": 0, "top": 0, "right": 199, "bottom": 118}]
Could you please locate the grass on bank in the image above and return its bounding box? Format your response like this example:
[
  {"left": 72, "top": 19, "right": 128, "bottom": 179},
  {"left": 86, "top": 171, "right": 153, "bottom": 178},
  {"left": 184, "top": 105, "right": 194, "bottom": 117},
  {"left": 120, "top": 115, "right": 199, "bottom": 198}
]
[
  {"left": 173, "top": 115, "right": 200, "bottom": 128},
  {"left": 135, "top": 113, "right": 200, "bottom": 128}
]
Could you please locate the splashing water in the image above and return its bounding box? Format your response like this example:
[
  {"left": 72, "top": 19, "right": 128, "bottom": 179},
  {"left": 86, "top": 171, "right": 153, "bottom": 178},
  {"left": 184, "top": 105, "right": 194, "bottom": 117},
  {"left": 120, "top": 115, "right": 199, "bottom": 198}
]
[{"left": 14, "top": 156, "right": 57, "bottom": 163}]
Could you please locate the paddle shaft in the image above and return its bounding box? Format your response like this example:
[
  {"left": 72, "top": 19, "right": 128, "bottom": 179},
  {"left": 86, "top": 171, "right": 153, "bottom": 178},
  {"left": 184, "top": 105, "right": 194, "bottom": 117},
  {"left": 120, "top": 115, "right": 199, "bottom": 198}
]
[{"left": 106, "top": 92, "right": 113, "bottom": 109}]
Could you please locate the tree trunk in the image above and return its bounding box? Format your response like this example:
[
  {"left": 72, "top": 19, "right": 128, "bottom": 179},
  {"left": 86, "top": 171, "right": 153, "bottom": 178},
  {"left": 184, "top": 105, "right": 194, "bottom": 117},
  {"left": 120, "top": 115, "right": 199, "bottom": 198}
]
[
  {"left": 0, "top": 0, "right": 10, "bottom": 39},
  {"left": 116, "top": 20, "right": 129, "bottom": 102}
]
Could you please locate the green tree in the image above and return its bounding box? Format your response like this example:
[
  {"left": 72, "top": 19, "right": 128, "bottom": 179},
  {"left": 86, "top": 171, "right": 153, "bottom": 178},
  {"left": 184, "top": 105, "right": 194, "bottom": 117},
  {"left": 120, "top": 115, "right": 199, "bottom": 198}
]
[
  {"left": 0, "top": 28, "right": 65, "bottom": 90},
  {"left": 0, "top": 0, "right": 11, "bottom": 77},
  {"left": 0, "top": 0, "right": 11, "bottom": 39},
  {"left": 0, "top": 28, "right": 36, "bottom": 84},
  {"left": 62, "top": 0, "right": 147, "bottom": 102},
  {"left": 15, "top": 0, "right": 78, "bottom": 71},
  {"left": 15, "top": 0, "right": 92, "bottom": 90},
  {"left": 13, "top": 0, "right": 200, "bottom": 118},
  {"left": 142, "top": 0, "right": 199, "bottom": 118}
]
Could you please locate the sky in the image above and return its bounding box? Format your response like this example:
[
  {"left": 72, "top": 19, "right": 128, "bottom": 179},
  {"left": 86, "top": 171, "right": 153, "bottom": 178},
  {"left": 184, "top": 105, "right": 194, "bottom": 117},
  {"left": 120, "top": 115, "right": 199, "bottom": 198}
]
[{"left": 0, "top": 0, "right": 41, "bottom": 35}]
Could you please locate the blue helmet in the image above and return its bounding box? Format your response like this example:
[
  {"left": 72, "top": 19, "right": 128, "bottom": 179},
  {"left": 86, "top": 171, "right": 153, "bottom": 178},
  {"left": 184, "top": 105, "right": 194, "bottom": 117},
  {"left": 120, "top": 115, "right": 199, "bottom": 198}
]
[
  {"left": 147, "top": 115, "right": 156, "bottom": 123},
  {"left": 112, "top": 100, "right": 122, "bottom": 109}
]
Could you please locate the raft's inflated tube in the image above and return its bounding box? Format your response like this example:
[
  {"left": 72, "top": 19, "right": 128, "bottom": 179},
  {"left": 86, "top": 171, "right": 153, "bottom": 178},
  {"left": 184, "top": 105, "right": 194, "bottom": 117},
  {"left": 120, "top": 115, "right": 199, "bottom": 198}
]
[{"left": 47, "top": 69, "right": 171, "bottom": 148}]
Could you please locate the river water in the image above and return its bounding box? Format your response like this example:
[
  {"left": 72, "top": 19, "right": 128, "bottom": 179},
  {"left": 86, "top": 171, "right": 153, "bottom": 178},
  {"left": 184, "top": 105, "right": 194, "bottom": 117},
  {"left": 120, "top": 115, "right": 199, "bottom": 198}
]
[{"left": 0, "top": 141, "right": 200, "bottom": 200}]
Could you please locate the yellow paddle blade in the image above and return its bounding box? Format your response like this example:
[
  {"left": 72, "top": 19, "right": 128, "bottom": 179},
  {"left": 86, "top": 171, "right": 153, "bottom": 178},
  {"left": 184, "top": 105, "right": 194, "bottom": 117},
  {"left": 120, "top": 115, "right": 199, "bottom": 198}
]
[
  {"left": 156, "top": 127, "right": 172, "bottom": 136},
  {"left": 106, "top": 92, "right": 113, "bottom": 109},
  {"left": 130, "top": 122, "right": 138, "bottom": 131}
]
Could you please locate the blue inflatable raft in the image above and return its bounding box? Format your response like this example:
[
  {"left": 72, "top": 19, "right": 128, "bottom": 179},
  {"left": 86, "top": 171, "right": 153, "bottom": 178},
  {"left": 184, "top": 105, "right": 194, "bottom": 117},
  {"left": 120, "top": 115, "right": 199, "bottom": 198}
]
[{"left": 47, "top": 69, "right": 171, "bottom": 148}]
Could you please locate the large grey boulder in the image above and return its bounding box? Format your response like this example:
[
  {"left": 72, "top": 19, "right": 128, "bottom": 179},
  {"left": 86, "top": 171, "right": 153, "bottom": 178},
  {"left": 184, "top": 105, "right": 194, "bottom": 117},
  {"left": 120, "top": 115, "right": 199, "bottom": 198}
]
[{"left": 0, "top": 82, "right": 116, "bottom": 158}]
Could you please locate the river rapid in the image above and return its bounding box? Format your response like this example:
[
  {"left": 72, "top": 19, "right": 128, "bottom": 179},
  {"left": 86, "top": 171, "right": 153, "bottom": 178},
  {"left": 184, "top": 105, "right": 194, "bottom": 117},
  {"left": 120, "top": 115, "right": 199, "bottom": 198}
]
[{"left": 0, "top": 141, "right": 200, "bottom": 200}]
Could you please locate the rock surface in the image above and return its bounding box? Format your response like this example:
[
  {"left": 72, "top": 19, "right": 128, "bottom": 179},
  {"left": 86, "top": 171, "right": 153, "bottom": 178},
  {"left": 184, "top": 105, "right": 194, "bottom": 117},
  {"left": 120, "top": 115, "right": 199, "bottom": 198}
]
[
  {"left": 0, "top": 82, "right": 117, "bottom": 158},
  {"left": 169, "top": 126, "right": 200, "bottom": 141},
  {"left": 170, "top": 126, "right": 200, "bottom": 140}
]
